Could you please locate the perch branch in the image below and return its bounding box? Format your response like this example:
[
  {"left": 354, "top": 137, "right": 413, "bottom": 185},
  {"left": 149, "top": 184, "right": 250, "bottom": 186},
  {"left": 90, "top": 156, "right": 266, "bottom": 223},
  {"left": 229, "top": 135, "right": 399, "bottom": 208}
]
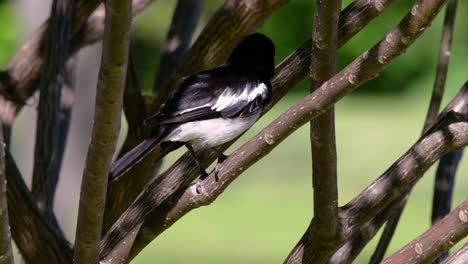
[
  {"left": 101, "top": 0, "right": 399, "bottom": 238},
  {"left": 382, "top": 200, "right": 468, "bottom": 264},
  {"left": 73, "top": 0, "right": 132, "bottom": 263},
  {"left": 308, "top": 0, "right": 341, "bottom": 244}
]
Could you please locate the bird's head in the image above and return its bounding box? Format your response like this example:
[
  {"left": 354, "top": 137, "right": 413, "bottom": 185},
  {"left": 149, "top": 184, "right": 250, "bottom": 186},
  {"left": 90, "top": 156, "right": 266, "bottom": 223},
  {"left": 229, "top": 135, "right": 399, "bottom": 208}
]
[{"left": 226, "top": 33, "right": 275, "bottom": 80}]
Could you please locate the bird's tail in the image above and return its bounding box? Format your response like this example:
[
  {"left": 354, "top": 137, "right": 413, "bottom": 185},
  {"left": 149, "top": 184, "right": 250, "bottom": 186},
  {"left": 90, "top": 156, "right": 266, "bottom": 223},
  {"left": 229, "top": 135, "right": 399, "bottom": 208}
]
[{"left": 109, "top": 138, "right": 162, "bottom": 181}]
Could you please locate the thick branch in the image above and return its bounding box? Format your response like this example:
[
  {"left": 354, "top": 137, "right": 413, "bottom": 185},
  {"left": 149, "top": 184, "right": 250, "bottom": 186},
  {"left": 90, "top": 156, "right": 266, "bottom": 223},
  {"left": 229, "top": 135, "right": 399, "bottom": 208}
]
[
  {"left": 0, "top": 123, "right": 13, "bottom": 264},
  {"left": 73, "top": 0, "right": 132, "bottom": 263},
  {"left": 441, "top": 243, "right": 468, "bottom": 264},
  {"left": 153, "top": 0, "right": 203, "bottom": 92},
  {"left": 382, "top": 200, "right": 468, "bottom": 264},
  {"left": 31, "top": 0, "right": 75, "bottom": 225},
  {"left": 6, "top": 152, "right": 72, "bottom": 264},
  {"left": 309, "top": 0, "right": 341, "bottom": 244}
]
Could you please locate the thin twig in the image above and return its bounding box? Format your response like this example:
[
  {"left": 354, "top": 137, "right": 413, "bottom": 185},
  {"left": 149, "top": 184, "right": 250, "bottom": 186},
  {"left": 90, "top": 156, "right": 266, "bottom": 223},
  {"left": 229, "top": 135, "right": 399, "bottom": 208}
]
[
  {"left": 371, "top": 1, "right": 459, "bottom": 261},
  {"left": 154, "top": 0, "right": 203, "bottom": 92},
  {"left": 430, "top": 2, "right": 460, "bottom": 263},
  {"left": 441, "top": 243, "right": 468, "bottom": 264},
  {"left": 424, "top": 0, "right": 458, "bottom": 131},
  {"left": 31, "top": 0, "right": 75, "bottom": 228},
  {"left": 73, "top": 0, "right": 133, "bottom": 263},
  {"left": 308, "top": 0, "right": 341, "bottom": 246},
  {"left": 0, "top": 122, "right": 14, "bottom": 264},
  {"left": 101, "top": 0, "right": 400, "bottom": 244},
  {"left": 382, "top": 200, "right": 468, "bottom": 264}
]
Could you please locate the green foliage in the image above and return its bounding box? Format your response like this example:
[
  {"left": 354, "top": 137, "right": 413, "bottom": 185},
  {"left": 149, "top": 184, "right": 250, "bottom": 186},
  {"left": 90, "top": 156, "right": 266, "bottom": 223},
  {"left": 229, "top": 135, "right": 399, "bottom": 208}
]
[{"left": 0, "top": 1, "right": 17, "bottom": 68}]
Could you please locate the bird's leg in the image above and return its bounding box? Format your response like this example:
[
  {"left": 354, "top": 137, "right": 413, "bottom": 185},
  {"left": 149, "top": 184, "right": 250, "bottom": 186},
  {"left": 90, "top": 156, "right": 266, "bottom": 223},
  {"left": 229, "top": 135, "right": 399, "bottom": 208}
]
[
  {"left": 185, "top": 143, "right": 209, "bottom": 193},
  {"left": 211, "top": 147, "right": 228, "bottom": 181}
]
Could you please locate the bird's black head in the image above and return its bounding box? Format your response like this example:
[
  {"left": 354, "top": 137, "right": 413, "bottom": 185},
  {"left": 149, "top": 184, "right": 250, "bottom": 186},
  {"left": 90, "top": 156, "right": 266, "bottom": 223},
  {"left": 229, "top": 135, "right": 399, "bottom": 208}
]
[{"left": 226, "top": 33, "right": 275, "bottom": 80}]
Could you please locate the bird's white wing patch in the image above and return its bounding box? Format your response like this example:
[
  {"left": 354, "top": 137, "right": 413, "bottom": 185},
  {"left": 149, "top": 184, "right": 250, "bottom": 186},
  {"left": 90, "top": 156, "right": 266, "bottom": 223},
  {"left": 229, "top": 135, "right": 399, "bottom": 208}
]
[
  {"left": 178, "top": 103, "right": 211, "bottom": 114},
  {"left": 212, "top": 83, "right": 267, "bottom": 111}
]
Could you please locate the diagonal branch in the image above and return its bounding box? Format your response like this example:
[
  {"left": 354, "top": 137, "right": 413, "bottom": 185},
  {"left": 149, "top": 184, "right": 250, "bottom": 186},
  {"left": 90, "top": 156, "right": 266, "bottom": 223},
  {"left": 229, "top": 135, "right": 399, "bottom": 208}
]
[
  {"left": 102, "top": 0, "right": 399, "bottom": 237},
  {"left": 441, "top": 243, "right": 468, "bottom": 264},
  {"left": 0, "top": 123, "right": 13, "bottom": 264},
  {"left": 285, "top": 81, "right": 468, "bottom": 263},
  {"left": 153, "top": 0, "right": 203, "bottom": 92},
  {"left": 73, "top": 0, "right": 133, "bottom": 263},
  {"left": 382, "top": 200, "right": 468, "bottom": 264},
  {"left": 308, "top": 0, "right": 341, "bottom": 246},
  {"left": 31, "top": 0, "right": 75, "bottom": 229},
  {"left": 371, "top": 1, "right": 460, "bottom": 261},
  {"left": 6, "top": 152, "right": 72, "bottom": 264},
  {"left": 330, "top": 198, "right": 407, "bottom": 264}
]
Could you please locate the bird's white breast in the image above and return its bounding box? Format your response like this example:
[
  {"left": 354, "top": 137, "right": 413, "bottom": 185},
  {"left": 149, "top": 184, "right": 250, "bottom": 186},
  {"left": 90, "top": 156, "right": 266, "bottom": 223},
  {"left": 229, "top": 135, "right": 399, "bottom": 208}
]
[{"left": 164, "top": 113, "right": 260, "bottom": 149}]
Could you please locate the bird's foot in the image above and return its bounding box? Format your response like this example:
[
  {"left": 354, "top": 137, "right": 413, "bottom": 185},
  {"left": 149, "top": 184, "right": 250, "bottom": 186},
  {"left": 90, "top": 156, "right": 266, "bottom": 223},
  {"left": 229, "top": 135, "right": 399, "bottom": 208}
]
[
  {"left": 211, "top": 149, "right": 228, "bottom": 181},
  {"left": 194, "top": 170, "right": 209, "bottom": 194}
]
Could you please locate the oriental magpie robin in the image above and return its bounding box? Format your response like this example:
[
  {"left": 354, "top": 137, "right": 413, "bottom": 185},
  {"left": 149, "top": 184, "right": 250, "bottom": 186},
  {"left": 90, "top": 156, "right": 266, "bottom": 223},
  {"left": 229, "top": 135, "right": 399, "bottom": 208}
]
[{"left": 109, "top": 33, "right": 275, "bottom": 190}]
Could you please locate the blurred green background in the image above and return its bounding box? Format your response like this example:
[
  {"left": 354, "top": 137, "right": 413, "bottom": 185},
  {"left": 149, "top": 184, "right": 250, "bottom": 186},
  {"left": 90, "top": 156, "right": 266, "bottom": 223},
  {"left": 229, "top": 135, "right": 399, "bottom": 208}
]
[{"left": 1, "top": 0, "right": 467, "bottom": 263}]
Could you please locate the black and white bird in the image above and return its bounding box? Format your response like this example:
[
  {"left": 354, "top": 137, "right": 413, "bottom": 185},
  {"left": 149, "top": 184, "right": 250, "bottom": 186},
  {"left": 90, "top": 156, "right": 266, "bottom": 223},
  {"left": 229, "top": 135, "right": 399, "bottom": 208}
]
[{"left": 109, "top": 33, "right": 275, "bottom": 188}]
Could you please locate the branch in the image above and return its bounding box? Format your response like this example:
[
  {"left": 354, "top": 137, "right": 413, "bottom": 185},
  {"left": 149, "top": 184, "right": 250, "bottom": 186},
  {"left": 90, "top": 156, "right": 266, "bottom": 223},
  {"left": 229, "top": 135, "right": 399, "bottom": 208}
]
[
  {"left": 308, "top": 0, "right": 341, "bottom": 245},
  {"left": 31, "top": 0, "right": 75, "bottom": 229},
  {"left": 153, "top": 0, "right": 203, "bottom": 92},
  {"left": 0, "top": 123, "right": 13, "bottom": 264},
  {"left": 99, "top": 0, "right": 408, "bottom": 259},
  {"left": 330, "top": 197, "right": 406, "bottom": 264},
  {"left": 0, "top": 0, "right": 156, "bottom": 126},
  {"left": 430, "top": 2, "right": 460, "bottom": 262},
  {"left": 441, "top": 243, "right": 468, "bottom": 264},
  {"left": 286, "top": 81, "right": 468, "bottom": 262},
  {"left": 73, "top": 0, "right": 132, "bottom": 263},
  {"left": 6, "top": 152, "right": 72, "bottom": 263},
  {"left": 372, "top": 1, "right": 460, "bottom": 261},
  {"left": 424, "top": 0, "right": 458, "bottom": 130},
  {"left": 382, "top": 200, "right": 468, "bottom": 264}
]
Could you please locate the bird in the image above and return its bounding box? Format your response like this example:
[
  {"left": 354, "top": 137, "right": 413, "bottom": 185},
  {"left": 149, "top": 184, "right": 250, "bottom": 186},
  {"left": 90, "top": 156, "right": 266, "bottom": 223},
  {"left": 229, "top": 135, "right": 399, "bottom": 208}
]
[{"left": 109, "top": 33, "right": 275, "bottom": 191}]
